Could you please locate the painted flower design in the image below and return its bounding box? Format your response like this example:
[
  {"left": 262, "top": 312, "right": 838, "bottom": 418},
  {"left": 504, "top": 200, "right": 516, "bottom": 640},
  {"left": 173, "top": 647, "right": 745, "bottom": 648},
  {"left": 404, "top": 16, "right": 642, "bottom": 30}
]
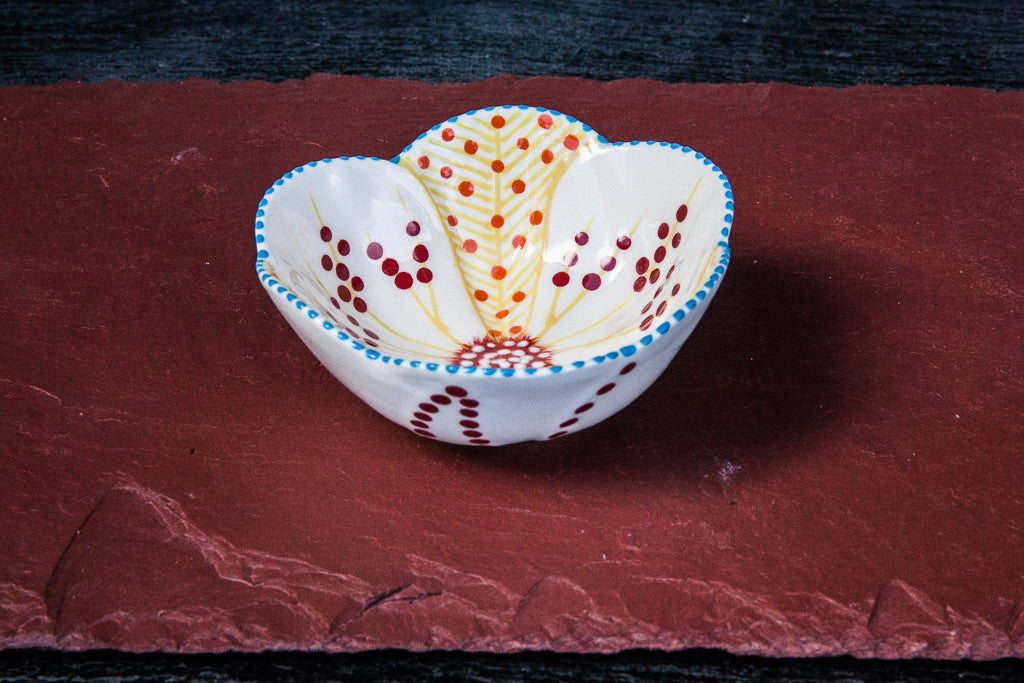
[{"left": 258, "top": 106, "right": 731, "bottom": 371}]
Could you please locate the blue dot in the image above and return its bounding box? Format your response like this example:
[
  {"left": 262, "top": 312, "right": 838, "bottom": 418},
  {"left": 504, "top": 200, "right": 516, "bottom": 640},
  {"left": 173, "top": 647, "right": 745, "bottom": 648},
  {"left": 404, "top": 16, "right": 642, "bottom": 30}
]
[
  {"left": 572, "top": 360, "right": 585, "bottom": 368},
  {"left": 673, "top": 310, "right": 685, "bottom": 321},
  {"left": 724, "top": 213, "right": 733, "bottom": 223},
  {"left": 657, "top": 322, "right": 670, "bottom": 334},
  {"left": 352, "top": 342, "right": 364, "bottom": 351},
  {"left": 501, "top": 368, "right": 514, "bottom": 377},
  {"left": 382, "top": 356, "right": 392, "bottom": 363},
  {"left": 483, "top": 368, "right": 497, "bottom": 376},
  {"left": 721, "top": 228, "right": 730, "bottom": 236},
  {"left": 366, "top": 350, "right": 380, "bottom": 360},
  {"left": 255, "top": 234, "right": 265, "bottom": 243},
  {"left": 307, "top": 310, "right": 317, "bottom": 318},
  {"left": 426, "top": 363, "right": 439, "bottom": 371},
  {"left": 257, "top": 250, "right": 269, "bottom": 258},
  {"left": 621, "top": 345, "right": 637, "bottom": 356},
  {"left": 686, "top": 300, "right": 697, "bottom": 309},
  {"left": 725, "top": 201, "right": 734, "bottom": 210},
  {"left": 525, "top": 368, "right": 537, "bottom": 375},
  {"left": 410, "top": 361, "right": 421, "bottom": 368},
  {"left": 445, "top": 365, "right": 459, "bottom": 374},
  {"left": 550, "top": 366, "right": 563, "bottom": 373},
  {"left": 394, "top": 358, "right": 403, "bottom": 366},
  {"left": 286, "top": 293, "right": 296, "bottom": 302},
  {"left": 696, "top": 290, "right": 706, "bottom": 300},
  {"left": 593, "top": 355, "right": 606, "bottom": 363},
  {"left": 640, "top": 335, "right": 653, "bottom": 345}
]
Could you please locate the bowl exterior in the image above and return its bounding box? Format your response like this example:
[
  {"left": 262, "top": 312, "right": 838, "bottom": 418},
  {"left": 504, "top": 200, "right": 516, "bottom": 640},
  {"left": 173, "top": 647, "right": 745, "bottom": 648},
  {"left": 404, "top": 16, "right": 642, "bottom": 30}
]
[{"left": 258, "top": 263, "right": 725, "bottom": 446}]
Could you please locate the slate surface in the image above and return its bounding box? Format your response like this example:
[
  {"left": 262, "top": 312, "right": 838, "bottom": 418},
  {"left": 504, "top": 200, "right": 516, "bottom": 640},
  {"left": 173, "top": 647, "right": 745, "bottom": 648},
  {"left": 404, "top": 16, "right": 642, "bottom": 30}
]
[{"left": 1, "top": 75, "right": 1022, "bottom": 662}]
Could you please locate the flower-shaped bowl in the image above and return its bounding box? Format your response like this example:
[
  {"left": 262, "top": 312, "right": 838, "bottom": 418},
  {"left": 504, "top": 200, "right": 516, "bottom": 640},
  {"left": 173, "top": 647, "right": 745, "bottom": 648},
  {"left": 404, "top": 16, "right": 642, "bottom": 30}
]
[{"left": 255, "top": 106, "right": 733, "bottom": 446}]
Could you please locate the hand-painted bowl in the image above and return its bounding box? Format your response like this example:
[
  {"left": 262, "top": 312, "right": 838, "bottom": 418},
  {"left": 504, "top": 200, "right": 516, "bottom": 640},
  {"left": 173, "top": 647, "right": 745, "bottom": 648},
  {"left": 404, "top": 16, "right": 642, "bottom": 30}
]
[{"left": 255, "top": 106, "right": 733, "bottom": 446}]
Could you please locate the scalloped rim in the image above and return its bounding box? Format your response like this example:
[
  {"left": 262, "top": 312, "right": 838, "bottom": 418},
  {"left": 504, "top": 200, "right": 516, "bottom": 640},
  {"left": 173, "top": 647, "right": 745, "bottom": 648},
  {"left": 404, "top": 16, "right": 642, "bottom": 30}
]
[{"left": 254, "top": 105, "right": 733, "bottom": 378}]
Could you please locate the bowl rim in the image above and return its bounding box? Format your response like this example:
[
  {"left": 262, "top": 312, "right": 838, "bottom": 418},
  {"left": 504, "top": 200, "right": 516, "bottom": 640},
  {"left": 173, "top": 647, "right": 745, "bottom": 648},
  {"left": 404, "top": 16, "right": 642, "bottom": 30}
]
[{"left": 254, "top": 105, "right": 733, "bottom": 379}]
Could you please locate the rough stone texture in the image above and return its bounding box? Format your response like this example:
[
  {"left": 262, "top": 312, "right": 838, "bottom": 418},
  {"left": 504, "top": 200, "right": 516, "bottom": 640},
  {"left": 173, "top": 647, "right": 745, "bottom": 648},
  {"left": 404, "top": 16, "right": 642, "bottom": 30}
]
[{"left": 1, "top": 76, "right": 1022, "bottom": 658}]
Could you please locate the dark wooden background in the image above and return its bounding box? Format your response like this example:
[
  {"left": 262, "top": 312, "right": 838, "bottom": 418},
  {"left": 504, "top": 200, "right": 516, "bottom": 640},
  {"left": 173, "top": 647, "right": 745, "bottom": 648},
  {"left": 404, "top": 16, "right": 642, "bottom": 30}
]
[
  {"left": 3, "top": 0, "right": 1023, "bottom": 88},
  {"left": 2, "top": 0, "right": 1022, "bottom": 680}
]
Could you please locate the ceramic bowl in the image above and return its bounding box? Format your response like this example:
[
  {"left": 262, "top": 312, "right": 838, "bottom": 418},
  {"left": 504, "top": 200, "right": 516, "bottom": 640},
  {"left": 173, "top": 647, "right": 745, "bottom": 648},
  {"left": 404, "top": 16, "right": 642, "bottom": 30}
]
[{"left": 255, "top": 106, "right": 733, "bottom": 446}]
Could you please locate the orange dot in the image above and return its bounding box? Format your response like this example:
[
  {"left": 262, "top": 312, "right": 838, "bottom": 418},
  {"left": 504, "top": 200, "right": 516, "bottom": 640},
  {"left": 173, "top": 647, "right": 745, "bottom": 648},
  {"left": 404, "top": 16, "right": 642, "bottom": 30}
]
[
  {"left": 440, "top": 166, "right": 453, "bottom": 178},
  {"left": 447, "top": 214, "right": 458, "bottom": 226},
  {"left": 441, "top": 128, "right": 454, "bottom": 141},
  {"left": 491, "top": 214, "right": 504, "bottom": 228},
  {"left": 512, "top": 291, "right": 526, "bottom": 303},
  {"left": 459, "top": 181, "right": 474, "bottom": 197},
  {"left": 541, "top": 149, "right": 554, "bottom": 163},
  {"left": 491, "top": 115, "right": 506, "bottom": 128},
  {"left": 491, "top": 159, "right": 505, "bottom": 173},
  {"left": 487, "top": 329, "right": 501, "bottom": 338},
  {"left": 563, "top": 134, "right": 579, "bottom": 150},
  {"left": 491, "top": 265, "right": 507, "bottom": 280},
  {"left": 511, "top": 179, "right": 525, "bottom": 193},
  {"left": 529, "top": 210, "right": 543, "bottom": 225},
  {"left": 464, "top": 139, "right": 478, "bottom": 154},
  {"left": 496, "top": 309, "right": 509, "bottom": 319},
  {"left": 463, "top": 239, "right": 477, "bottom": 253},
  {"left": 510, "top": 325, "right": 523, "bottom": 335},
  {"left": 417, "top": 155, "right": 430, "bottom": 169},
  {"left": 511, "top": 234, "right": 526, "bottom": 249},
  {"left": 474, "top": 289, "right": 488, "bottom": 302},
  {"left": 538, "top": 113, "right": 553, "bottom": 129},
  {"left": 517, "top": 137, "right": 529, "bottom": 149}
]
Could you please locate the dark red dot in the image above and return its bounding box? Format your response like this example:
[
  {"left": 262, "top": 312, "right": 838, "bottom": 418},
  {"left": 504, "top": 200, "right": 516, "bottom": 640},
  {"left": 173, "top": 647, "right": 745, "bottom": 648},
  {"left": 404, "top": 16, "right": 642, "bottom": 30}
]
[
  {"left": 560, "top": 417, "right": 579, "bottom": 428},
  {"left": 395, "top": 271, "right": 413, "bottom": 289},
  {"left": 597, "top": 383, "right": 616, "bottom": 395},
  {"left": 351, "top": 276, "right": 364, "bottom": 292},
  {"left": 654, "top": 246, "right": 667, "bottom": 263},
  {"left": 649, "top": 268, "right": 661, "bottom": 283},
  {"left": 575, "top": 232, "right": 589, "bottom": 246},
  {"left": 636, "top": 257, "right": 649, "bottom": 275},
  {"left": 460, "top": 408, "right": 478, "bottom": 418},
  {"left": 417, "top": 156, "right": 429, "bottom": 169},
  {"left": 320, "top": 226, "right": 332, "bottom": 242},
  {"left": 575, "top": 402, "right": 594, "bottom": 413},
  {"left": 382, "top": 258, "right": 399, "bottom": 276},
  {"left": 446, "top": 385, "right": 468, "bottom": 397},
  {"left": 600, "top": 256, "right": 616, "bottom": 271},
  {"left": 552, "top": 272, "right": 570, "bottom": 287},
  {"left": 330, "top": 297, "right": 340, "bottom": 309},
  {"left": 321, "top": 254, "right": 333, "bottom": 271},
  {"left": 672, "top": 283, "right": 681, "bottom": 296},
  {"left": 658, "top": 222, "right": 670, "bottom": 240},
  {"left": 413, "top": 412, "right": 432, "bottom": 421},
  {"left": 464, "top": 140, "right": 478, "bottom": 154},
  {"left": 347, "top": 315, "right": 359, "bottom": 325},
  {"left": 419, "top": 402, "right": 439, "bottom": 413},
  {"left": 441, "top": 128, "right": 454, "bottom": 141},
  {"left": 676, "top": 204, "right": 688, "bottom": 222},
  {"left": 367, "top": 242, "right": 383, "bottom": 260},
  {"left": 548, "top": 432, "right": 567, "bottom": 440},
  {"left": 640, "top": 315, "right": 654, "bottom": 331},
  {"left": 417, "top": 267, "right": 433, "bottom": 283},
  {"left": 460, "top": 419, "right": 479, "bottom": 428},
  {"left": 672, "top": 232, "right": 682, "bottom": 248},
  {"left": 633, "top": 276, "right": 647, "bottom": 292},
  {"left": 413, "top": 429, "right": 435, "bottom": 438},
  {"left": 410, "top": 420, "right": 429, "bottom": 429},
  {"left": 460, "top": 398, "right": 479, "bottom": 407},
  {"left": 353, "top": 297, "right": 367, "bottom": 313},
  {"left": 337, "top": 285, "right": 352, "bottom": 302},
  {"left": 617, "top": 235, "right": 632, "bottom": 250},
  {"left": 337, "top": 239, "right": 350, "bottom": 256},
  {"left": 463, "top": 430, "right": 483, "bottom": 438},
  {"left": 621, "top": 361, "right": 637, "bottom": 374},
  {"left": 582, "top": 273, "right": 601, "bottom": 291},
  {"left": 335, "top": 262, "right": 350, "bottom": 280},
  {"left": 562, "top": 251, "right": 578, "bottom": 267},
  {"left": 431, "top": 394, "right": 452, "bottom": 405},
  {"left": 406, "top": 221, "right": 421, "bottom": 236},
  {"left": 657, "top": 300, "right": 668, "bottom": 316},
  {"left": 641, "top": 301, "right": 653, "bottom": 314},
  {"left": 469, "top": 438, "right": 490, "bottom": 445}
]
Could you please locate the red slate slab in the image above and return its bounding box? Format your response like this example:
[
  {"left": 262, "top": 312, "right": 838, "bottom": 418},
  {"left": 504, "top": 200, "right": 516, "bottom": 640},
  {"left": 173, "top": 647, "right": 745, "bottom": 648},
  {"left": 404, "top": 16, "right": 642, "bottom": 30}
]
[{"left": 1, "top": 76, "right": 1022, "bottom": 658}]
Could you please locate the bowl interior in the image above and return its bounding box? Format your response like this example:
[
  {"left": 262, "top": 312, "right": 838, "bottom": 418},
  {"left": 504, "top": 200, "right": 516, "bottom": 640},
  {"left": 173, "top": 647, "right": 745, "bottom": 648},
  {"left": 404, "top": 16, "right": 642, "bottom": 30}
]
[{"left": 257, "top": 107, "right": 731, "bottom": 370}]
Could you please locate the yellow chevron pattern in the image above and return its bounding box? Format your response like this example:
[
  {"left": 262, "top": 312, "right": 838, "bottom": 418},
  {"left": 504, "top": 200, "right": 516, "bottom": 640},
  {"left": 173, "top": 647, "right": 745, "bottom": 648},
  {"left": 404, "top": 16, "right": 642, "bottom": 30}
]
[{"left": 398, "top": 108, "right": 600, "bottom": 338}]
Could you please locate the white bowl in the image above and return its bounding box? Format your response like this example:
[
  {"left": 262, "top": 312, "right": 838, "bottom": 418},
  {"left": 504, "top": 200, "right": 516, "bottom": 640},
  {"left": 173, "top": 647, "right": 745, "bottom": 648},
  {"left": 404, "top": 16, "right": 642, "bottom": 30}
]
[{"left": 255, "top": 106, "right": 733, "bottom": 446}]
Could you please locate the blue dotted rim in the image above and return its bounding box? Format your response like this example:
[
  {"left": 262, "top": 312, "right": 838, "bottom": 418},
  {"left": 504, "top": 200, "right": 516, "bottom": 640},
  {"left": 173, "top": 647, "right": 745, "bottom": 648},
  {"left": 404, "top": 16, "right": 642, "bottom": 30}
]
[{"left": 254, "top": 106, "right": 733, "bottom": 378}]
